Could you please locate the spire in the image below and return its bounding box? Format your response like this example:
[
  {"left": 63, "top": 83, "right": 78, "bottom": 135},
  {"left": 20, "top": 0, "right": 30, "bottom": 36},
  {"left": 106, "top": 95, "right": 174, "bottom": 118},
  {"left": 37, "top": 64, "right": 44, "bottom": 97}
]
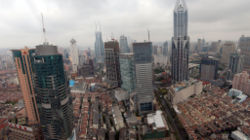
[
  {"left": 41, "top": 13, "right": 47, "bottom": 43},
  {"left": 174, "top": 0, "right": 187, "bottom": 12}
]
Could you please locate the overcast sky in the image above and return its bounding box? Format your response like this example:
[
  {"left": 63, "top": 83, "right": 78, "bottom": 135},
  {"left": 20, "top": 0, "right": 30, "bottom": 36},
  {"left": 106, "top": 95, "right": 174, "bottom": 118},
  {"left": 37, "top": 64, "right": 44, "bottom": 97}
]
[{"left": 0, "top": 0, "right": 250, "bottom": 49}]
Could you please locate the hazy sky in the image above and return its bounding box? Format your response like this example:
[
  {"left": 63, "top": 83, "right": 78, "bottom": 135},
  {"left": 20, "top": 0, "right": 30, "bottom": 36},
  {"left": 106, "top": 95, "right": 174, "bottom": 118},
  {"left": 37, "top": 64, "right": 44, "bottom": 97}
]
[{"left": 0, "top": 0, "right": 250, "bottom": 49}]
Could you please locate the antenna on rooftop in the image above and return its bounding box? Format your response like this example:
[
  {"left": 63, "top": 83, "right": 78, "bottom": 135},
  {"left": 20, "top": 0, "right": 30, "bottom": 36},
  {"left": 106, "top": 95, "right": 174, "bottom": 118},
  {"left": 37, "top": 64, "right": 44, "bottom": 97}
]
[
  {"left": 147, "top": 29, "right": 151, "bottom": 41},
  {"left": 41, "top": 13, "right": 47, "bottom": 43}
]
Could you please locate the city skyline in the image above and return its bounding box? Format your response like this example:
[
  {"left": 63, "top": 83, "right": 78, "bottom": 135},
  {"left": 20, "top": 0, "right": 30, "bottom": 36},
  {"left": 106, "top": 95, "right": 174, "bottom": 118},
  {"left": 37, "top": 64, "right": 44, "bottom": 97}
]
[{"left": 0, "top": 0, "right": 250, "bottom": 49}]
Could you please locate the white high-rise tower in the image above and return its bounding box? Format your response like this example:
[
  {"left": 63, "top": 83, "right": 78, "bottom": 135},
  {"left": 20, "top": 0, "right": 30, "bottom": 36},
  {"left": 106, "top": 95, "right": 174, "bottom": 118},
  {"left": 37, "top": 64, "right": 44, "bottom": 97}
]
[{"left": 70, "top": 38, "right": 79, "bottom": 72}]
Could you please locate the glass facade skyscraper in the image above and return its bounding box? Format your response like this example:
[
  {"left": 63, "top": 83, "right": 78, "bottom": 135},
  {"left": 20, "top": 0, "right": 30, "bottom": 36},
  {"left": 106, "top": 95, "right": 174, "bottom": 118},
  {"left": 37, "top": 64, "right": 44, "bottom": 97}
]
[
  {"left": 33, "top": 43, "right": 73, "bottom": 140},
  {"left": 95, "top": 31, "right": 105, "bottom": 63},
  {"left": 171, "top": 0, "right": 189, "bottom": 83},
  {"left": 133, "top": 42, "right": 153, "bottom": 113},
  {"left": 119, "top": 53, "right": 136, "bottom": 93}
]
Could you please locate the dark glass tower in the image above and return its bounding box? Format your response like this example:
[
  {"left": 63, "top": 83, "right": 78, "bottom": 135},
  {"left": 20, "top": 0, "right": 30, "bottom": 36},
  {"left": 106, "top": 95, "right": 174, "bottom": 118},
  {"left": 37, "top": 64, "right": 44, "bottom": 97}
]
[
  {"left": 32, "top": 43, "right": 73, "bottom": 140},
  {"left": 171, "top": 0, "right": 189, "bottom": 83}
]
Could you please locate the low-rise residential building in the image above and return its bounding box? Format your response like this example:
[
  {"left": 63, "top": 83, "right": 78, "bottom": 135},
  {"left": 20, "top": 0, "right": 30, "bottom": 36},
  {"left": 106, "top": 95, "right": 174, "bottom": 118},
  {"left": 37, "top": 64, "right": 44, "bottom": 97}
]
[{"left": 166, "top": 79, "right": 203, "bottom": 105}]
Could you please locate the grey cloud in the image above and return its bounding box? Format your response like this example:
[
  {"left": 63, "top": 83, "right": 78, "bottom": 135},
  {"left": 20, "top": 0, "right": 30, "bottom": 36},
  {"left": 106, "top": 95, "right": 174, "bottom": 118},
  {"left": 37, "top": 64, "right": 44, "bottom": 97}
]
[{"left": 0, "top": 0, "right": 249, "bottom": 49}]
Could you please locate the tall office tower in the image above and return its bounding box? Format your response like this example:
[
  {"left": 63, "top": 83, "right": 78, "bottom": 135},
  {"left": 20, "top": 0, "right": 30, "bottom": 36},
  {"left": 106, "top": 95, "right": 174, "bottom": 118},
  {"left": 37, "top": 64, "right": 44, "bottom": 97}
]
[
  {"left": 104, "top": 40, "right": 121, "bottom": 87},
  {"left": 200, "top": 57, "right": 218, "bottom": 82},
  {"left": 153, "top": 45, "right": 158, "bottom": 55},
  {"left": 95, "top": 31, "right": 105, "bottom": 64},
  {"left": 12, "top": 47, "right": 40, "bottom": 125},
  {"left": 229, "top": 51, "right": 243, "bottom": 75},
  {"left": 119, "top": 53, "right": 136, "bottom": 93},
  {"left": 119, "top": 35, "right": 130, "bottom": 53},
  {"left": 70, "top": 39, "right": 79, "bottom": 73},
  {"left": 33, "top": 43, "right": 73, "bottom": 140},
  {"left": 171, "top": 0, "right": 189, "bottom": 83},
  {"left": 232, "top": 71, "right": 250, "bottom": 96},
  {"left": 220, "top": 41, "right": 236, "bottom": 65},
  {"left": 163, "top": 41, "right": 168, "bottom": 56},
  {"left": 238, "top": 35, "right": 250, "bottom": 69},
  {"left": 133, "top": 42, "right": 153, "bottom": 113},
  {"left": 196, "top": 38, "right": 206, "bottom": 52}
]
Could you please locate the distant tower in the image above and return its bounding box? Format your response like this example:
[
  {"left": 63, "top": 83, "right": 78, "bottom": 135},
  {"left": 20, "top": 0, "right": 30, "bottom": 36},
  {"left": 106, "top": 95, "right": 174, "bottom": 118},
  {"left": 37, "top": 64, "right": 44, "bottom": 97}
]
[
  {"left": 12, "top": 47, "right": 40, "bottom": 125},
  {"left": 95, "top": 27, "right": 105, "bottom": 64},
  {"left": 171, "top": 0, "right": 189, "bottom": 83},
  {"left": 104, "top": 40, "right": 121, "bottom": 87},
  {"left": 70, "top": 38, "right": 79, "bottom": 73},
  {"left": 119, "top": 35, "right": 130, "bottom": 53},
  {"left": 163, "top": 41, "right": 168, "bottom": 56},
  {"left": 229, "top": 50, "right": 244, "bottom": 78},
  {"left": 133, "top": 42, "right": 154, "bottom": 114},
  {"left": 238, "top": 35, "right": 250, "bottom": 69}
]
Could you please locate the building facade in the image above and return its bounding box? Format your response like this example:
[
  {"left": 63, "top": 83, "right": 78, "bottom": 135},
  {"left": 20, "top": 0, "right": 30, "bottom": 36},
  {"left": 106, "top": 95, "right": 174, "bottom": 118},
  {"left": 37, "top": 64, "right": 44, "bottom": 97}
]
[
  {"left": 238, "top": 35, "right": 250, "bottom": 69},
  {"left": 33, "top": 43, "right": 73, "bottom": 140},
  {"left": 104, "top": 41, "right": 121, "bottom": 87},
  {"left": 70, "top": 39, "right": 79, "bottom": 73},
  {"left": 220, "top": 41, "right": 236, "bottom": 65},
  {"left": 229, "top": 52, "right": 243, "bottom": 74},
  {"left": 133, "top": 42, "right": 154, "bottom": 113},
  {"left": 200, "top": 57, "right": 218, "bottom": 82},
  {"left": 8, "top": 123, "right": 42, "bottom": 140},
  {"left": 171, "top": 0, "right": 190, "bottom": 83},
  {"left": 119, "top": 53, "right": 136, "bottom": 93},
  {"left": 232, "top": 71, "right": 250, "bottom": 96},
  {"left": 119, "top": 35, "right": 130, "bottom": 53},
  {"left": 163, "top": 41, "right": 168, "bottom": 56},
  {"left": 95, "top": 31, "right": 105, "bottom": 64},
  {"left": 12, "top": 47, "right": 40, "bottom": 125}
]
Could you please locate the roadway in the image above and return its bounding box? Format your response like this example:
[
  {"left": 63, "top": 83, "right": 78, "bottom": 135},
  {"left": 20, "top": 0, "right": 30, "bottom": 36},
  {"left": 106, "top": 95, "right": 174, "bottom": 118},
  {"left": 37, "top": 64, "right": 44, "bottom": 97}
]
[{"left": 156, "top": 93, "right": 188, "bottom": 140}]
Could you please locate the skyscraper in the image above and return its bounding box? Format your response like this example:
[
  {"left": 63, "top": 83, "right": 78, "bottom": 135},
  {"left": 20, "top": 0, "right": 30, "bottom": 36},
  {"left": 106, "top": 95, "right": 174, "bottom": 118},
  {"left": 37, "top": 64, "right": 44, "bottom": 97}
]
[
  {"left": 119, "top": 53, "right": 136, "bottom": 93},
  {"left": 163, "top": 41, "right": 168, "bottom": 56},
  {"left": 33, "top": 43, "right": 73, "bottom": 140},
  {"left": 238, "top": 35, "right": 250, "bottom": 69},
  {"left": 95, "top": 31, "right": 105, "bottom": 63},
  {"left": 12, "top": 47, "right": 40, "bottom": 125},
  {"left": 119, "top": 35, "right": 130, "bottom": 53},
  {"left": 229, "top": 52, "right": 243, "bottom": 75},
  {"left": 200, "top": 56, "right": 218, "bottom": 82},
  {"left": 171, "top": 0, "right": 189, "bottom": 83},
  {"left": 220, "top": 41, "right": 236, "bottom": 65},
  {"left": 104, "top": 40, "right": 121, "bottom": 87},
  {"left": 70, "top": 38, "right": 79, "bottom": 73},
  {"left": 133, "top": 42, "right": 153, "bottom": 113}
]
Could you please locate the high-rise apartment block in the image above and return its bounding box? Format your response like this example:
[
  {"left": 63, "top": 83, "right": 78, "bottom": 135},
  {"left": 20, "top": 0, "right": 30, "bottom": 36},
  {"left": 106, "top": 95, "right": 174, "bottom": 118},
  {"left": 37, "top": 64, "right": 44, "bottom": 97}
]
[
  {"left": 200, "top": 57, "right": 218, "bottom": 82},
  {"left": 232, "top": 71, "right": 250, "bottom": 96},
  {"left": 220, "top": 41, "right": 236, "bottom": 65},
  {"left": 119, "top": 53, "right": 136, "bottom": 93},
  {"left": 171, "top": 0, "right": 189, "bottom": 83},
  {"left": 163, "top": 41, "right": 168, "bottom": 56},
  {"left": 119, "top": 35, "right": 130, "bottom": 53},
  {"left": 33, "top": 43, "right": 73, "bottom": 140},
  {"left": 104, "top": 40, "right": 121, "bottom": 87},
  {"left": 95, "top": 31, "right": 105, "bottom": 63},
  {"left": 70, "top": 39, "right": 79, "bottom": 73},
  {"left": 238, "top": 35, "right": 250, "bottom": 69},
  {"left": 133, "top": 42, "right": 154, "bottom": 113},
  {"left": 12, "top": 47, "right": 40, "bottom": 125},
  {"left": 229, "top": 52, "right": 243, "bottom": 74}
]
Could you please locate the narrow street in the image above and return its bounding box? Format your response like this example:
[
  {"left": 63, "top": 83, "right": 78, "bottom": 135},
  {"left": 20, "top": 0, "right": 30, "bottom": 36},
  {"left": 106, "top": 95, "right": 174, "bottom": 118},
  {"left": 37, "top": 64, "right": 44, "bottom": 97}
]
[{"left": 156, "top": 93, "right": 188, "bottom": 140}]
